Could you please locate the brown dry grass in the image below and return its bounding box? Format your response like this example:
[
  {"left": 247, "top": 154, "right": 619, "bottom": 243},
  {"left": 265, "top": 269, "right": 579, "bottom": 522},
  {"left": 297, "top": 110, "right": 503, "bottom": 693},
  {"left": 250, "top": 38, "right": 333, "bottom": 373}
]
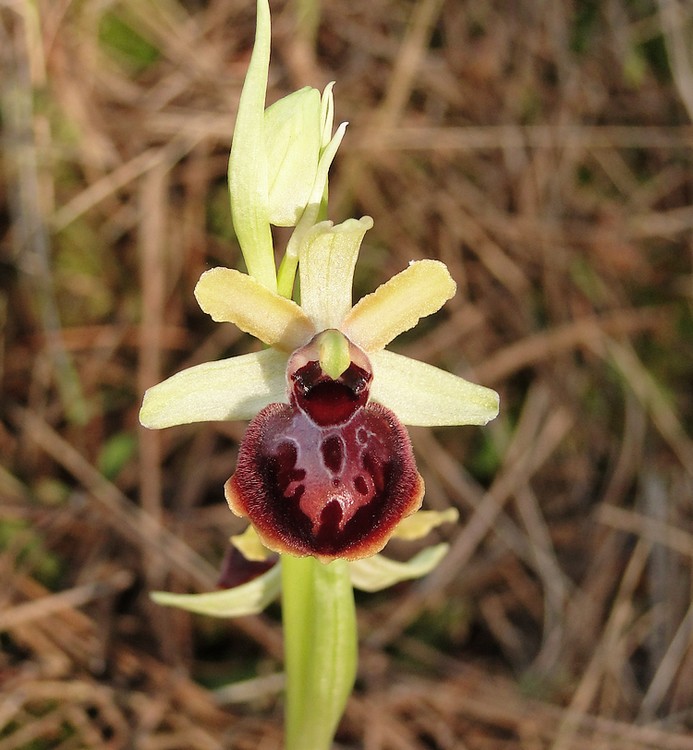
[{"left": 2, "top": 0, "right": 693, "bottom": 748}]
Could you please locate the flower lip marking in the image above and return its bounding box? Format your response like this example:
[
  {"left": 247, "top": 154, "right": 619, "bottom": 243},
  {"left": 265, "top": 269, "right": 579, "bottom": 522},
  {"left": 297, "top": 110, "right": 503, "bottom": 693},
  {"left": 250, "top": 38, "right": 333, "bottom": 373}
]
[
  {"left": 225, "top": 331, "right": 424, "bottom": 561},
  {"left": 289, "top": 330, "right": 372, "bottom": 426}
]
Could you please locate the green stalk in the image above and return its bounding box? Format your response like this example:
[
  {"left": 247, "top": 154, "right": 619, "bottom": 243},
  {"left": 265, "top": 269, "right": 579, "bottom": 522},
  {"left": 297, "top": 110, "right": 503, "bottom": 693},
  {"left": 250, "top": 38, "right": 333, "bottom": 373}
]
[{"left": 281, "top": 554, "right": 357, "bottom": 750}]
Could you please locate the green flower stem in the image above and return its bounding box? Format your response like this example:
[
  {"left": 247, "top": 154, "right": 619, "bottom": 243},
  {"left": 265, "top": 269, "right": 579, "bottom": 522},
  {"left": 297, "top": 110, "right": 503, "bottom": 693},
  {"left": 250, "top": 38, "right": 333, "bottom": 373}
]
[{"left": 281, "top": 554, "right": 357, "bottom": 750}]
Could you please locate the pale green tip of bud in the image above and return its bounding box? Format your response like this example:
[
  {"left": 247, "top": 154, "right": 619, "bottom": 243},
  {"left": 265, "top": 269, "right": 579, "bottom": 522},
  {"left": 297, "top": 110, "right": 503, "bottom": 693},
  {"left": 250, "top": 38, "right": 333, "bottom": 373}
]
[{"left": 318, "top": 330, "right": 352, "bottom": 379}]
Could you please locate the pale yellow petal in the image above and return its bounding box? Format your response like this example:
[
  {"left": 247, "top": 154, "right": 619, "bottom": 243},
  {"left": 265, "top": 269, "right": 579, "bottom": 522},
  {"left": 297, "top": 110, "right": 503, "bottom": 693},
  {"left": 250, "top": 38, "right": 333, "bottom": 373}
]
[
  {"left": 349, "top": 544, "right": 450, "bottom": 592},
  {"left": 392, "top": 508, "right": 459, "bottom": 541},
  {"left": 230, "top": 525, "right": 274, "bottom": 562},
  {"left": 194, "top": 267, "right": 314, "bottom": 351},
  {"left": 320, "top": 82, "right": 336, "bottom": 148},
  {"left": 369, "top": 349, "right": 500, "bottom": 427},
  {"left": 139, "top": 348, "right": 288, "bottom": 428},
  {"left": 342, "top": 259, "right": 456, "bottom": 351},
  {"left": 151, "top": 564, "right": 281, "bottom": 617},
  {"left": 298, "top": 217, "right": 373, "bottom": 330}
]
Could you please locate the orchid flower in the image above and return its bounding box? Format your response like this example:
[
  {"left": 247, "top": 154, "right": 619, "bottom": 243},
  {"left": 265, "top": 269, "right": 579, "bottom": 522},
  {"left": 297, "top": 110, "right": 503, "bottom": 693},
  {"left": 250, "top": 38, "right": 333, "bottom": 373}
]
[
  {"left": 141, "top": 217, "right": 498, "bottom": 569},
  {"left": 139, "top": 2, "right": 499, "bottom": 747}
]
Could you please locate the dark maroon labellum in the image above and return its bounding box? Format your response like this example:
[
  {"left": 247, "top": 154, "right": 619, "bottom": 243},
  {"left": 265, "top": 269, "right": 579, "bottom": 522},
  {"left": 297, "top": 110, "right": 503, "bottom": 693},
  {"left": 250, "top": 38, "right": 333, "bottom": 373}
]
[
  {"left": 216, "top": 545, "right": 277, "bottom": 589},
  {"left": 225, "top": 332, "right": 424, "bottom": 561}
]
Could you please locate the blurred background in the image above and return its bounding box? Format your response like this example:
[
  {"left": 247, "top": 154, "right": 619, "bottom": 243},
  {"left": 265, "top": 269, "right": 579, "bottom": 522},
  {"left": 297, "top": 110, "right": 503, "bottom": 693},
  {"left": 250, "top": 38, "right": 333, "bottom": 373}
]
[{"left": 2, "top": 0, "right": 693, "bottom": 748}]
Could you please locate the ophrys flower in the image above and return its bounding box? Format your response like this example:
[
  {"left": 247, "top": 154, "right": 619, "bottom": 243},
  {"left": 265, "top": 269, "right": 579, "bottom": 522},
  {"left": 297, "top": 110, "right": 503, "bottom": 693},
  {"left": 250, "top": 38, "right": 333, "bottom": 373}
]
[
  {"left": 140, "top": 216, "right": 499, "bottom": 561},
  {"left": 142, "top": 4, "right": 500, "bottom": 748}
]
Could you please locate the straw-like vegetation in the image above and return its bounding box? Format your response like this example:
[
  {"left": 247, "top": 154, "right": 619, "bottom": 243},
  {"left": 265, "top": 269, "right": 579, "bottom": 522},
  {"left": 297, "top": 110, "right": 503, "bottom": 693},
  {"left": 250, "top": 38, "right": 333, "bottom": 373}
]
[{"left": 2, "top": 0, "right": 693, "bottom": 747}]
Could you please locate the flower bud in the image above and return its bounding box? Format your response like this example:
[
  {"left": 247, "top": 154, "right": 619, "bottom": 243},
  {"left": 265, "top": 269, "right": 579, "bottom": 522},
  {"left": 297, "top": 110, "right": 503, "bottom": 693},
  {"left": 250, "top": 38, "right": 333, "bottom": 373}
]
[{"left": 265, "top": 87, "right": 322, "bottom": 226}]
